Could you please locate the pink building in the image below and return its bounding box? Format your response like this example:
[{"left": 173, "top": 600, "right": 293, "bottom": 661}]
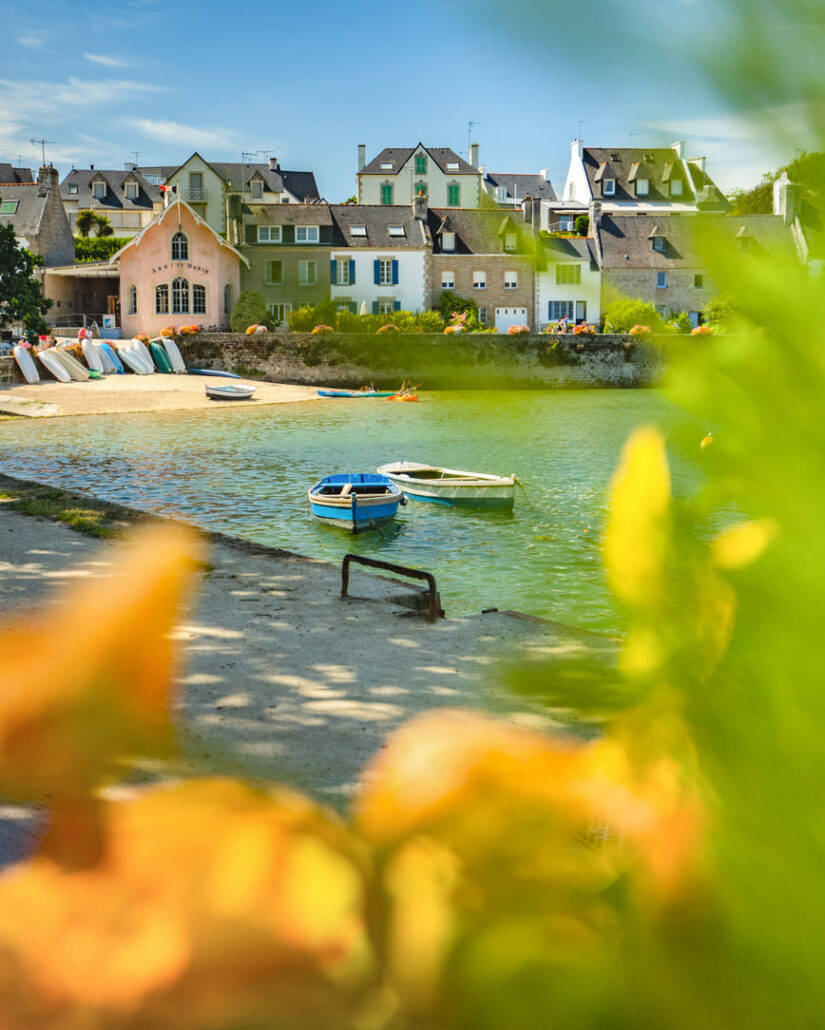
[{"left": 114, "top": 199, "right": 248, "bottom": 337}]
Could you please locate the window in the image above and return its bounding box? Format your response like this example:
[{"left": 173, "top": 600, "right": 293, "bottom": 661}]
[
  {"left": 333, "top": 258, "right": 353, "bottom": 285},
  {"left": 670, "top": 179, "right": 683, "bottom": 197},
  {"left": 609, "top": 152, "right": 621, "bottom": 162},
  {"left": 172, "top": 277, "right": 189, "bottom": 313},
  {"left": 193, "top": 284, "right": 206, "bottom": 314},
  {"left": 378, "top": 259, "right": 393, "bottom": 285},
  {"left": 350, "top": 225, "right": 367, "bottom": 237},
  {"left": 92, "top": 180, "right": 106, "bottom": 199},
  {"left": 694, "top": 273, "right": 704, "bottom": 288},
  {"left": 0, "top": 200, "right": 18, "bottom": 214},
  {"left": 267, "top": 302, "right": 291, "bottom": 322},
  {"left": 447, "top": 183, "right": 460, "bottom": 206},
  {"left": 171, "top": 232, "right": 188, "bottom": 261},
  {"left": 495, "top": 186, "right": 507, "bottom": 202},
  {"left": 265, "top": 260, "right": 283, "bottom": 285},
  {"left": 380, "top": 162, "right": 393, "bottom": 170},
  {"left": 656, "top": 271, "right": 667, "bottom": 288},
  {"left": 189, "top": 172, "right": 203, "bottom": 190},
  {"left": 295, "top": 225, "right": 319, "bottom": 244},
  {"left": 556, "top": 264, "right": 581, "bottom": 285},
  {"left": 446, "top": 162, "right": 459, "bottom": 171},
  {"left": 145, "top": 174, "right": 162, "bottom": 185},
  {"left": 504, "top": 270, "right": 518, "bottom": 289},
  {"left": 442, "top": 231, "right": 456, "bottom": 252},
  {"left": 388, "top": 225, "right": 405, "bottom": 237},
  {"left": 414, "top": 181, "right": 427, "bottom": 196},
  {"left": 636, "top": 178, "right": 649, "bottom": 196},
  {"left": 380, "top": 183, "right": 393, "bottom": 205},
  {"left": 656, "top": 304, "right": 666, "bottom": 317},
  {"left": 280, "top": 196, "right": 289, "bottom": 203},
  {"left": 257, "top": 225, "right": 282, "bottom": 243},
  {"left": 478, "top": 307, "right": 487, "bottom": 325},
  {"left": 377, "top": 298, "right": 395, "bottom": 314},
  {"left": 298, "top": 260, "right": 317, "bottom": 286},
  {"left": 473, "top": 270, "right": 486, "bottom": 289},
  {"left": 68, "top": 183, "right": 78, "bottom": 195},
  {"left": 415, "top": 154, "right": 427, "bottom": 175},
  {"left": 504, "top": 232, "right": 517, "bottom": 252},
  {"left": 441, "top": 271, "right": 455, "bottom": 289},
  {"left": 128, "top": 284, "right": 137, "bottom": 315},
  {"left": 652, "top": 236, "right": 665, "bottom": 251},
  {"left": 224, "top": 284, "right": 232, "bottom": 316},
  {"left": 125, "top": 181, "right": 138, "bottom": 200},
  {"left": 602, "top": 179, "right": 616, "bottom": 196},
  {"left": 251, "top": 180, "right": 263, "bottom": 199},
  {"left": 549, "top": 300, "right": 575, "bottom": 320},
  {"left": 155, "top": 284, "right": 169, "bottom": 314}
]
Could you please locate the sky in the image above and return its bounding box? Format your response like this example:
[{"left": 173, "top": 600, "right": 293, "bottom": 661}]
[{"left": 0, "top": 0, "right": 813, "bottom": 200}]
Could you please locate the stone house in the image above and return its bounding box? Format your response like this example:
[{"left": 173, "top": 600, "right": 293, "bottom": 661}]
[
  {"left": 113, "top": 199, "right": 246, "bottom": 337},
  {"left": 60, "top": 167, "right": 162, "bottom": 237},
  {"left": 426, "top": 207, "right": 536, "bottom": 331},
  {"left": 358, "top": 143, "right": 482, "bottom": 208}
]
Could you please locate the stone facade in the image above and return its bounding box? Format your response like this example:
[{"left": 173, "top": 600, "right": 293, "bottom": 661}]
[
  {"left": 602, "top": 266, "right": 714, "bottom": 321},
  {"left": 429, "top": 254, "right": 535, "bottom": 330}
]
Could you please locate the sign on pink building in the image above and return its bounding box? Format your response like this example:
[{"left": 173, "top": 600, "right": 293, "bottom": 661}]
[{"left": 115, "top": 200, "right": 247, "bottom": 337}]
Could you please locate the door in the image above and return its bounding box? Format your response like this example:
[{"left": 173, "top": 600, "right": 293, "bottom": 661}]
[{"left": 575, "top": 301, "right": 587, "bottom": 323}]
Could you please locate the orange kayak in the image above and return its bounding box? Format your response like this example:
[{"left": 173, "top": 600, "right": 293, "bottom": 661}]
[{"left": 387, "top": 394, "right": 418, "bottom": 402}]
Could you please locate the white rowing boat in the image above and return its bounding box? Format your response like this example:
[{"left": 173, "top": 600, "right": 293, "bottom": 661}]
[{"left": 376, "top": 461, "right": 516, "bottom": 508}]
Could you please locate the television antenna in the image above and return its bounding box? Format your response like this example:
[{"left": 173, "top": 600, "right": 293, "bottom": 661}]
[
  {"left": 131, "top": 151, "right": 143, "bottom": 167},
  {"left": 30, "top": 137, "right": 55, "bottom": 165},
  {"left": 467, "top": 119, "right": 481, "bottom": 156}
]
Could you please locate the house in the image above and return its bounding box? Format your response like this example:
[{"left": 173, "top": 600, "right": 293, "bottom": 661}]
[
  {"left": 357, "top": 143, "right": 482, "bottom": 208},
  {"left": 426, "top": 206, "right": 536, "bottom": 331},
  {"left": 328, "top": 199, "right": 430, "bottom": 315},
  {"left": 536, "top": 236, "right": 601, "bottom": 329},
  {"left": 113, "top": 199, "right": 247, "bottom": 337},
  {"left": 60, "top": 167, "right": 163, "bottom": 237},
  {"left": 227, "top": 200, "right": 334, "bottom": 325},
  {"left": 594, "top": 205, "right": 796, "bottom": 324},
  {"left": 482, "top": 170, "right": 557, "bottom": 208},
  {"left": 562, "top": 140, "right": 729, "bottom": 213},
  {"left": 144, "top": 153, "right": 321, "bottom": 235}
]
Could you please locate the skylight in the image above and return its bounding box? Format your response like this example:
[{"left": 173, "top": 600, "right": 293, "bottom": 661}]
[
  {"left": 349, "top": 225, "right": 367, "bottom": 236},
  {"left": 446, "top": 162, "right": 459, "bottom": 170},
  {"left": 0, "top": 200, "right": 19, "bottom": 214},
  {"left": 380, "top": 162, "right": 393, "bottom": 170},
  {"left": 388, "top": 225, "right": 405, "bottom": 236}
]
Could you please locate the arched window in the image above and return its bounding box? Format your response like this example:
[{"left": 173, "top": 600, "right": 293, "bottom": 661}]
[
  {"left": 192, "top": 283, "right": 206, "bottom": 314},
  {"left": 172, "top": 277, "right": 189, "bottom": 314},
  {"left": 155, "top": 284, "right": 168, "bottom": 314},
  {"left": 128, "top": 284, "right": 137, "bottom": 314},
  {"left": 224, "top": 283, "right": 232, "bottom": 316},
  {"left": 171, "top": 231, "right": 188, "bottom": 261}
]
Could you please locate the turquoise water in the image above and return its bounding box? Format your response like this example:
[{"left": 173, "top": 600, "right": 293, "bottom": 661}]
[{"left": 0, "top": 390, "right": 678, "bottom": 632}]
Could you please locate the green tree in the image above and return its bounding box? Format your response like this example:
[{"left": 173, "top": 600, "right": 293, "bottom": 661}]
[
  {"left": 437, "top": 290, "right": 478, "bottom": 324},
  {"left": 574, "top": 214, "right": 589, "bottom": 236},
  {"left": 0, "top": 220, "right": 52, "bottom": 335},
  {"left": 601, "top": 297, "right": 665, "bottom": 333},
  {"left": 229, "top": 290, "right": 268, "bottom": 332},
  {"left": 728, "top": 177, "right": 776, "bottom": 214},
  {"left": 94, "top": 214, "right": 114, "bottom": 237},
  {"left": 75, "top": 210, "right": 98, "bottom": 238}
]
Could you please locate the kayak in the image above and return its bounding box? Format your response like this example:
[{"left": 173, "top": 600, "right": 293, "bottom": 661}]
[
  {"left": 187, "top": 368, "right": 242, "bottom": 379},
  {"left": 317, "top": 389, "right": 396, "bottom": 398}
]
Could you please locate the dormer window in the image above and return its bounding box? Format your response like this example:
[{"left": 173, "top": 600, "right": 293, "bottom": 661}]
[
  {"left": 171, "top": 231, "right": 188, "bottom": 261},
  {"left": 495, "top": 186, "right": 507, "bottom": 202},
  {"left": 504, "top": 232, "right": 517, "bottom": 252},
  {"left": 602, "top": 179, "right": 616, "bottom": 196},
  {"left": 636, "top": 178, "right": 649, "bottom": 196},
  {"left": 257, "top": 226, "right": 282, "bottom": 243},
  {"left": 295, "top": 225, "right": 319, "bottom": 244},
  {"left": 610, "top": 152, "right": 621, "bottom": 161},
  {"left": 644, "top": 153, "right": 655, "bottom": 162},
  {"left": 442, "top": 231, "right": 456, "bottom": 252},
  {"left": 670, "top": 179, "right": 684, "bottom": 197},
  {"left": 652, "top": 235, "right": 665, "bottom": 251},
  {"left": 251, "top": 179, "right": 263, "bottom": 199},
  {"left": 125, "top": 181, "right": 138, "bottom": 200},
  {"left": 415, "top": 154, "right": 427, "bottom": 175},
  {"left": 68, "top": 183, "right": 78, "bottom": 195},
  {"left": 93, "top": 180, "right": 106, "bottom": 199}
]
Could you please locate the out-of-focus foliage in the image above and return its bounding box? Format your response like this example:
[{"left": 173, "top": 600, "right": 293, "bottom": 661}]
[
  {"left": 602, "top": 296, "right": 665, "bottom": 333},
  {"left": 728, "top": 150, "right": 825, "bottom": 213}
]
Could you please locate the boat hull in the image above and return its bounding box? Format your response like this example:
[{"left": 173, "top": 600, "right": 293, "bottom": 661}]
[
  {"left": 309, "top": 473, "right": 403, "bottom": 532},
  {"left": 206, "top": 385, "right": 256, "bottom": 401},
  {"left": 317, "top": 389, "right": 396, "bottom": 398},
  {"left": 377, "top": 462, "right": 515, "bottom": 509}
]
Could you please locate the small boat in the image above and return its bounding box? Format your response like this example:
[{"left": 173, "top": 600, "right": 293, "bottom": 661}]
[
  {"left": 308, "top": 473, "right": 405, "bottom": 532},
  {"left": 149, "top": 340, "right": 175, "bottom": 374},
  {"left": 187, "top": 368, "right": 242, "bottom": 379},
  {"left": 317, "top": 389, "right": 396, "bottom": 398},
  {"left": 376, "top": 462, "right": 516, "bottom": 508},
  {"left": 36, "top": 348, "right": 71, "bottom": 383},
  {"left": 206, "top": 384, "right": 256, "bottom": 401},
  {"left": 387, "top": 393, "right": 418, "bottom": 402},
  {"left": 13, "top": 345, "right": 40, "bottom": 384}
]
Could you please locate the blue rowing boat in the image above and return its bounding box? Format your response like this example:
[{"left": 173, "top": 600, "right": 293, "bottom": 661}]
[
  {"left": 308, "top": 473, "right": 405, "bottom": 532},
  {"left": 317, "top": 389, "right": 396, "bottom": 398}
]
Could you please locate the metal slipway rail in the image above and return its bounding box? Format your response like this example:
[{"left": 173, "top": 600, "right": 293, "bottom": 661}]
[{"left": 341, "top": 553, "right": 444, "bottom": 622}]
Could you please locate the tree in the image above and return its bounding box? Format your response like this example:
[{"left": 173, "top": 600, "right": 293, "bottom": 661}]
[
  {"left": 75, "top": 210, "right": 98, "bottom": 238},
  {"left": 728, "top": 177, "right": 775, "bottom": 214},
  {"left": 727, "top": 150, "right": 825, "bottom": 214},
  {"left": 437, "top": 290, "right": 478, "bottom": 324},
  {"left": 229, "top": 290, "right": 268, "bottom": 332},
  {"left": 601, "top": 297, "right": 664, "bottom": 333},
  {"left": 574, "top": 214, "right": 589, "bottom": 236},
  {"left": 94, "top": 214, "right": 114, "bottom": 237},
  {"left": 0, "top": 220, "right": 53, "bottom": 335}
]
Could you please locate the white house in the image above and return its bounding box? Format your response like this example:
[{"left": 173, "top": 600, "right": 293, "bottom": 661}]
[
  {"left": 535, "top": 237, "right": 601, "bottom": 329},
  {"left": 357, "top": 143, "right": 482, "bottom": 209}
]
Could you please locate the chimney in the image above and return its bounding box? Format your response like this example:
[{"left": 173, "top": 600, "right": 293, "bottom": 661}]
[
  {"left": 672, "top": 140, "right": 685, "bottom": 159},
  {"left": 773, "top": 171, "right": 800, "bottom": 226},
  {"left": 589, "top": 199, "right": 603, "bottom": 228},
  {"left": 90, "top": 163, "right": 95, "bottom": 170},
  {"left": 358, "top": 144, "right": 366, "bottom": 171},
  {"left": 268, "top": 156, "right": 279, "bottom": 171},
  {"left": 38, "top": 164, "right": 59, "bottom": 189},
  {"left": 413, "top": 190, "right": 427, "bottom": 221},
  {"left": 522, "top": 197, "right": 532, "bottom": 224},
  {"left": 469, "top": 142, "right": 479, "bottom": 168}
]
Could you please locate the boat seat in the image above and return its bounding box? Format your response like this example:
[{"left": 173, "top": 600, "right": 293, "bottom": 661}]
[{"left": 340, "top": 483, "right": 352, "bottom": 496}]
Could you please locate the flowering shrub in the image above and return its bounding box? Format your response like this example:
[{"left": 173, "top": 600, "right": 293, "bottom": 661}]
[
  {"left": 159, "top": 327, "right": 177, "bottom": 338},
  {"left": 244, "top": 324, "right": 269, "bottom": 335},
  {"left": 311, "top": 324, "right": 334, "bottom": 335},
  {"left": 376, "top": 324, "right": 401, "bottom": 334},
  {"left": 573, "top": 323, "right": 597, "bottom": 335},
  {"left": 629, "top": 324, "right": 652, "bottom": 337},
  {"left": 507, "top": 324, "right": 530, "bottom": 335},
  {"left": 691, "top": 324, "right": 713, "bottom": 335},
  {"left": 444, "top": 325, "right": 464, "bottom": 335},
  {"left": 178, "top": 324, "right": 201, "bottom": 337}
]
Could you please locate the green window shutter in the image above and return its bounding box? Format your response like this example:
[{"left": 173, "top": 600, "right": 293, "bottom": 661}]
[
  {"left": 448, "top": 184, "right": 460, "bottom": 206},
  {"left": 283, "top": 225, "right": 294, "bottom": 243},
  {"left": 372, "top": 301, "right": 379, "bottom": 315},
  {"left": 245, "top": 223, "right": 256, "bottom": 244},
  {"left": 415, "top": 155, "right": 426, "bottom": 175},
  {"left": 381, "top": 184, "right": 393, "bottom": 205},
  {"left": 393, "top": 301, "right": 401, "bottom": 311},
  {"left": 320, "top": 225, "right": 332, "bottom": 243},
  {"left": 349, "top": 302, "right": 357, "bottom": 314}
]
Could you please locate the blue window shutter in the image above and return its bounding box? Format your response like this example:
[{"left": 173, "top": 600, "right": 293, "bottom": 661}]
[
  {"left": 372, "top": 301, "right": 379, "bottom": 315},
  {"left": 548, "top": 302, "right": 552, "bottom": 320},
  {"left": 349, "top": 259, "right": 355, "bottom": 284},
  {"left": 391, "top": 259, "right": 398, "bottom": 285},
  {"left": 373, "top": 259, "right": 380, "bottom": 284},
  {"left": 330, "top": 259, "right": 337, "bottom": 282},
  {"left": 393, "top": 301, "right": 401, "bottom": 311}
]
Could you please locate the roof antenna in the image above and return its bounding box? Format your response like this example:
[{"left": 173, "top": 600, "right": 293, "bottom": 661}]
[
  {"left": 131, "top": 151, "right": 143, "bottom": 168},
  {"left": 30, "top": 137, "right": 56, "bottom": 165},
  {"left": 467, "top": 119, "right": 481, "bottom": 157}
]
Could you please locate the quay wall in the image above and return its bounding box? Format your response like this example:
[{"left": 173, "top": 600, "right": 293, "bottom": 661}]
[
  {"left": 0, "top": 357, "right": 14, "bottom": 386},
  {"left": 177, "top": 332, "right": 678, "bottom": 389}
]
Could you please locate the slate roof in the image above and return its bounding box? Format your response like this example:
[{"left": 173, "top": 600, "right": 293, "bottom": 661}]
[
  {"left": 246, "top": 204, "right": 334, "bottom": 227},
  {"left": 598, "top": 213, "right": 795, "bottom": 268},
  {"left": 484, "top": 173, "right": 557, "bottom": 202},
  {"left": 543, "top": 236, "right": 598, "bottom": 266},
  {"left": 426, "top": 208, "right": 531, "bottom": 255},
  {"left": 361, "top": 145, "right": 478, "bottom": 177},
  {"left": 329, "top": 205, "right": 429, "bottom": 248},
  {"left": 798, "top": 198, "right": 825, "bottom": 260},
  {"left": 582, "top": 147, "right": 728, "bottom": 209},
  {"left": 0, "top": 183, "right": 49, "bottom": 238},
  {"left": 60, "top": 168, "right": 161, "bottom": 210},
  {"left": 136, "top": 165, "right": 179, "bottom": 183},
  {"left": 0, "top": 164, "right": 34, "bottom": 184},
  {"left": 209, "top": 163, "right": 320, "bottom": 201}
]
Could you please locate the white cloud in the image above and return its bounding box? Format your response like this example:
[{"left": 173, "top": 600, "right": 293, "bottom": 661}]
[
  {"left": 124, "top": 118, "right": 239, "bottom": 151},
  {"left": 83, "top": 53, "right": 130, "bottom": 68},
  {"left": 17, "top": 33, "right": 46, "bottom": 48}
]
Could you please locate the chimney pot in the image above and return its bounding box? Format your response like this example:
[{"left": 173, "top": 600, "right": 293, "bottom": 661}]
[{"left": 358, "top": 144, "right": 366, "bottom": 171}]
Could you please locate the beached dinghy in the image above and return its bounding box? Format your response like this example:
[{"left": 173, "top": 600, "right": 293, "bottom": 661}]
[
  {"left": 36, "top": 348, "right": 71, "bottom": 383},
  {"left": 376, "top": 462, "right": 516, "bottom": 508},
  {"left": 308, "top": 473, "right": 405, "bottom": 532},
  {"left": 205, "top": 384, "right": 256, "bottom": 401},
  {"left": 13, "top": 346, "right": 40, "bottom": 384}
]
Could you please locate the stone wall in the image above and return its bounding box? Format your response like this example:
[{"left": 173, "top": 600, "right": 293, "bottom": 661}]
[
  {"left": 177, "top": 331, "right": 675, "bottom": 389},
  {"left": 0, "top": 356, "right": 13, "bottom": 385}
]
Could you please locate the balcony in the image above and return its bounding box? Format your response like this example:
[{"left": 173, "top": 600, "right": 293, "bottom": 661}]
[{"left": 182, "top": 188, "right": 207, "bottom": 203}]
